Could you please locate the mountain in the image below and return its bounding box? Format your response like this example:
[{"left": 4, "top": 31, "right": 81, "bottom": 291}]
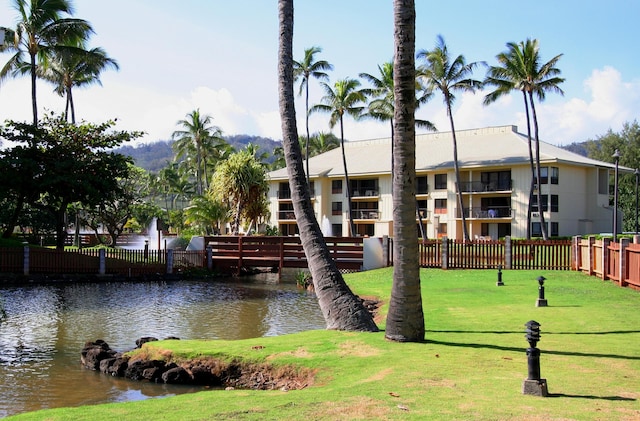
[{"left": 116, "top": 135, "right": 281, "bottom": 172}]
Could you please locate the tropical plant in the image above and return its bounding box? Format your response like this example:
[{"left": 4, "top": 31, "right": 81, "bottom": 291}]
[
  {"left": 294, "top": 46, "right": 332, "bottom": 186},
  {"left": 209, "top": 149, "right": 268, "bottom": 235},
  {"left": 183, "top": 195, "right": 228, "bottom": 235},
  {"left": 384, "top": 0, "right": 424, "bottom": 343},
  {"left": 39, "top": 43, "right": 118, "bottom": 123},
  {"left": 417, "top": 35, "right": 483, "bottom": 242},
  {"left": 306, "top": 131, "right": 340, "bottom": 156},
  {"left": 483, "top": 38, "right": 564, "bottom": 240},
  {"left": 310, "top": 78, "right": 366, "bottom": 236},
  {"left": 172, "top": 109, "right": 227, "bottom": 196},
  {"left": 0, "top": 0, "right": 93, "bottom": 124},
  {"left": 277, "top": 0, "right": 378, "bottom": 331}
]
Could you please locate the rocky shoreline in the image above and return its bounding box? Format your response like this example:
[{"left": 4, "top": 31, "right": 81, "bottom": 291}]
[{"left": 80, "top": 337, "right": 315, "bottom": 391}]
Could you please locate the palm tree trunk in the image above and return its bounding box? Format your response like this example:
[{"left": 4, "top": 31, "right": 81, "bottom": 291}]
[
  {"left": 305, "top": 82, "right": 311, "bottom": 187},
  {"left": 523, "top": 92, "right": 534, "bottom": 239},
  {"left": 277, "top": 0, "right": 377, "bottom": 332},
  {"left": 447, "top": 105, "right": 469, "bottom": 241},
  {"left": 529, "top": 93, "right": 548, "bottom": 240},
  {"left": 385, "top": 0, "right": 424, "bottom": 342},
  {"left": 339, "top": 117, "right": 356, "bottom": 236},
  {"left": 30, "top": 53, "right": 38, "bottom": 125},
  {"left": 68, "top": 86, "right": 76, "bottom": 124}
]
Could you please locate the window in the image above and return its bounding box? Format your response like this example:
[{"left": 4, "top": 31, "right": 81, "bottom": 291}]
[
  {"left": 435, "top": 174, "right": 447, "bottom": 189},
  {"left": 531, "top": 222, "right": 543, "bottom": 237},
  {"left": 278, "top": 182, "right": 291, "bottom": 199},
  {"left": 332, "top": 180, "right": 342, "bottom": 194},
  {"left": 538, "top": 167, "right": 549, "bottom": 184},
  {"left": 331, "top": 201, "right": 343, "bottom": 215},
  {"left": 434, "top": 199, "right": 447, "bottom": 214},
  {"left": 550, "top": 195, "right": 558, "bottom": 212},
  {"left": 551, "top": 222, "right": 559, "bottom": 237},
  {"left": 531, "top": 195, "right": 548, "bottom": 212},
  {"left": 550, "top": 167, "right": 559, "bottom": 184},
  {"left": 332, "top": 224, "right": 342, "bottom": 237},
  {"left": 416, "top": 176, "right": 428, "bottom": 194}
]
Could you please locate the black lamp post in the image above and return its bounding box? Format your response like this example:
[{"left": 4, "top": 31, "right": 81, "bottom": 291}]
[
  {"left": 496, "top": 265, "right": 504, "bottom": 286},
  {"left": 536, "top": 275, "right": 547, "bottom": 307},
  {"left": 635, "top": 168, "right": 639, "bottom": 235},
  {"left": 522, "top": 320, "right": 548, "bottom": 396},
  {"left": 612, "top": 149, "right": 621, "bottom": 242}
]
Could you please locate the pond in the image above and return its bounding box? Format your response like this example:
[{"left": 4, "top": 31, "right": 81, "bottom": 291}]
[{"left": 0, "top": 275, "right": 325, "bottom": 417}]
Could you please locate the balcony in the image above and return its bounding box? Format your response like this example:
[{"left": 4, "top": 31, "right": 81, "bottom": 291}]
[
  {"left": 352, "top": 188, "right": 379, "bottom": 198},
  {"left": 278, "top": 189, "right": 315, "bottom": 200},
  {"left": 417, "top": 208, "right": 430, "bottom": 219},
  {"left": 456, "top": 206, "right": 514, "bottom": 219},
  {"left": 278, "top": 211, "right": 296, "bottom": 220},
  {"left": 351, "top": 210, "right": 380, "bottom": 220},
  {"left": 459, "top": 180, "right": 512, "bottom": 193}
]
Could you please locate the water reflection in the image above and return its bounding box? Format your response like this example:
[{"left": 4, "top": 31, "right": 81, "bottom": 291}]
[{"left": 0, "top": 277, "right": 325, "bottom": 417}]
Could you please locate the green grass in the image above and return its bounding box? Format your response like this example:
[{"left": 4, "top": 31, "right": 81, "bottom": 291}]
[{"left": 7, "top": 269, "right": 640, "bottom": 420}]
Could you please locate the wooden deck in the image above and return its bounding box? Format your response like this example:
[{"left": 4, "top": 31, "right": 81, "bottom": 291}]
[{"left": 203, "top": 236, "right": 364, "bottom": 274}]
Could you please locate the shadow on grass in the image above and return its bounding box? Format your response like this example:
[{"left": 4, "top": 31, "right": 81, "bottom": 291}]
[
  {"left": 548, "top": 393, "right": 636, "bottom": 401},
  {"left": 427, "top": 329, "right": 640, "bottom": 335},
  {"left": 425, "top": 338, "right": 640, "bottom": 361}
]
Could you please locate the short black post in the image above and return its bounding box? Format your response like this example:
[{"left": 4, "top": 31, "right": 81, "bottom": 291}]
[
  {"left": 144, "top": 239, "right": 149, "bottom": 262},
  {"left": 536, "top": 276, "right": 547, "bottom": 307},
  {"left": 522, "top": 320, "right": 548, "bottom": 396},
  {"left": 496, "top": 265, "right": 504, "bottom": 286}
]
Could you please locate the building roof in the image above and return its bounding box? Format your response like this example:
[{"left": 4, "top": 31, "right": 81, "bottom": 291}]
[{"left": 268, "top": 125, "right": 623, "bottom": 180}]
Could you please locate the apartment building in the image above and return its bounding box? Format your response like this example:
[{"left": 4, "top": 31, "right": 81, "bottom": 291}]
[{"left": 266, "top": 125, "right": 621, "bottom": 239}]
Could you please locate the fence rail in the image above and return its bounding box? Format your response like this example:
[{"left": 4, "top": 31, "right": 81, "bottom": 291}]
[{"left": 575, "top": 236, "right": 640, "bottom": 289}]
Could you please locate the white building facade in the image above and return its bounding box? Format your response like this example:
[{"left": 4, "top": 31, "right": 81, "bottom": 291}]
[{"left": 266, "top": 125, "right": 621, "bottom": 240}]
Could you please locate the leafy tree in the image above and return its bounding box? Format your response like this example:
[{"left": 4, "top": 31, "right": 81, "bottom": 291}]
[
  {"left": 81, "top": 164, "right": 149, "bottom": 246},
  {"left": 209, "top": 149, "right": 268, "bottom": 235},
  {"left": 585, "top": 121, "right": 640, "bottom": 233},
  {"left": 0, "top": 113, "right": 142, "bottom": 249},
  {"left": 310, "top": 78, "right": 366, "bottom": 236},
  {"left": 39, "top": 43, "right": 118, "bottom": 123},
  {"left": 385, "top": 0, "right": 425, "bottom": 343},
  {"left": 277, "top": 0, "right": 378, "bottom": 331},
  {"left": 172, "top": 109, "right": 227, "bottom": 196},
  {"left": 294, "top": 46, "right": 332, "bottom": 186},
  {"left": 0, "top": 0, "right": 93, "bottom": 124},
  {"left": 484, "top": 39, "right": 564, "bottom": 239},
  {"left": 418, "top": 35, "right": 483, "bottom": 242},
  {"left": 306, "top": 131, "right": 340, "bottom": 156}
]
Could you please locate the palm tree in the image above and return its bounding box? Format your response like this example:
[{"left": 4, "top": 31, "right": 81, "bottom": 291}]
[
  {"left": 307, "top": 131, "right": 340, "bottom": 156},
  {"left": 277, "top": 0, "right": 377, "bottom": 332},
  {"left": 417, "top": 35, "right": 483, "bottom": 242},
  {"left": 0, "top": 0, "right": 93, "bottom": 125},
  {"left": 483, "top": 39, "right": 564, "bottom": 239},
  {"left": 209, "top": 149, "right": 268, "bottom": 235},
  {"left": 294, "top": 46, "right": 333, "bottom": 187},
  {"left": 172, "top": 109, "right": 225, "bottom": 196},
  {"left": 184, "top": 195, "right": 228, "bottom": 235},
  {"left": 360, "top": 60, "right": 435, "bottom": 241},
  {"left": 40, "top": 43, "right": 118, "bottom": 123},
  {"left": 310, "top": 78, "right": 366, "bottom": 236},
  {"left": 384, "top": 0, "right": 424, "bottom": 343}
]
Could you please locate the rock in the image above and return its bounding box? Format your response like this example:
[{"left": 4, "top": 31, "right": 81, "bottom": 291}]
[
  {"left": 125, "top": 359, "right": 165, "bottom": 381},
  {"left": 135, "top": 337, "right": 158, "bottom": 348},
  {"left": 81, "top": 340, "right": 117, "bottom": 370},
  {"left": 162, "top": 366, "right": 192, "bottom": 384},
  {"left": 191, "top": 364, "right": 223, "bottom": 386}
]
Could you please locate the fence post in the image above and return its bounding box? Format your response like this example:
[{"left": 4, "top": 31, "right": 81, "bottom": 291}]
[
  {"left": 441, "top": 236, "right": 448, "bottom": 270},
  {"left": 99, "top": 249, "right": 106, "bottom": 275},
  {"left": 504, "top": 236, "right": 512, "bottom": 270},
  {"left": 634, "top": 235, "right": 640, "bottom": 244},
  {"left": 23, "top": 244, "right": 29, "bottom": 276},
  {"left": 207, "top": 246, "right": 213, "bottom": 270},
  {"left": 382, "top": 235, "right": 390, "bottom": 267},
  {"left": 571, "top": 236, "right": 579, "bottom": 271},
  {"left": 587, "top": 236, "right": 596, "bottom": 275},
  {"left": 602, "top": 237, "right": 610, "bottom": 280},
  {"left": 166, "top": 249, "right": 174, "bottom": 274},
  {"left": 619, "top": 238, "right": 629, "bottom": 287}
]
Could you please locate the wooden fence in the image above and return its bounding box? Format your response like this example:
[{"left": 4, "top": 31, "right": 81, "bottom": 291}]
[
  {"left": 417, "top": 237, "right": 572, "bottom": 270},
  {"left": 574, "top": 236, "right": 640, "bottom": 289}
]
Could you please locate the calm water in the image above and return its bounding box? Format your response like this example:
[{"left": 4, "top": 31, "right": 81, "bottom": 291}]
[{"left": 0, "top": 275, "right": 325, "bottom": 418}]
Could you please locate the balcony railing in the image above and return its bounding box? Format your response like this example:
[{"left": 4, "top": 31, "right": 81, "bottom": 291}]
[
  {"left": 459, "top": 180, "right": 512, "bottom": 193},
  {"left": 278, "top": 189, "right": 315, "bottom": 199},
  {"left": 278, "top": 211, "right": 296, "bottom": 220},
  {"left": 352, "top": 188, "right": 379, "bottom": 197},
  {"left": 351, "top": 210, "right": 380, "bottom": 220},
  {"left": 416, "top": 184, "right": 429, "bottom": 195},
  {"left": 456, "top": 206, "right": 514, "bottom": 218}
]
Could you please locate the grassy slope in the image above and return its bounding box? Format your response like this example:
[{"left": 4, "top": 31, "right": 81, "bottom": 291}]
[{"left": 7, "top": 268, "right": 640, "bottom": 420}]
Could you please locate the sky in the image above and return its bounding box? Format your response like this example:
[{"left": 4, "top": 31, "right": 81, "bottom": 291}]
[{"left": 1, "top": 0, "right": 640, "bottom": 147}]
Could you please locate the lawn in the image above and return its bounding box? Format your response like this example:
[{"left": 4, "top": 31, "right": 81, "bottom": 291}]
[{"left": 7, "top": 268, "right": 640, "bottom": 420}]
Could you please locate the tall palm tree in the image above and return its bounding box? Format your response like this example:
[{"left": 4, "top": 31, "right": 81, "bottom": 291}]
[
  {"left": 40, "top": 43, "right": 118, "bottom": 123},
  {"left": 307, "top": 131, "right": 340, "bottom": 156},
  {"left": 360, "top": 60, "right": 435, "bottom": 241},
  {"left": 184, "top": 195, "right": 228, "bottom": 235},
  {"left": 0, "top": 0, "right": 93, "bottom": 125},
  {"left": 172, "top": 109, "right": 225, "bottom": 196},
  {"left": 277, "top": 0, "right": 377, "bottom": 332},
  {"left": 417, "top": 35, "right": 483, "bottom": 242},
  {"left": 293, "top": 46, "right": 333, "bottom": 187},
  {"left": 484, "top": 39, "right": 564, "bottom": 239},
  {"left": 385, "top": 0, "right": 424, "bottom": 343},
  {"left": 310, "top": 78, "right": 365, "bottom": 236}
]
